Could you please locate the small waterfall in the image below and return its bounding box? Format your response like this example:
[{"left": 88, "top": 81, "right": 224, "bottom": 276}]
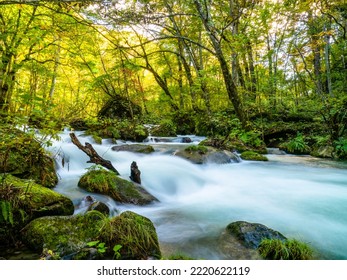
[{"left": 47, "top": 130, "right": 347, "bottom": 260}]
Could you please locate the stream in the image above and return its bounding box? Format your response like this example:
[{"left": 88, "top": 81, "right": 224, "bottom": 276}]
[{"left": 48, "top": 130, "right": 347, "bottom": 260}]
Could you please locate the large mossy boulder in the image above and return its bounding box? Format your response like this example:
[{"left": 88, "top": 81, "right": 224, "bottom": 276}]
[
  {"left": 100, "top": 211, "right": 161, "bottom": 260},
  {"left": 21, "top": 210, "right": 161, "bottom": 260},
  {"left": 111, "top": 144, "right": 155, "bottom": 154},
  {"left": 78, "top": 169, "right": 158, "bottom": 205},
  {"left": 174, "top": 145, "right": 240, "bottom": 164},
  {"left": 0, "top": 174, "right": 74, "bottom": 245},
  {"left": 21, "top": 211, "right": 106, "bottom": 259},
  {"left": 0, "top": 126, "right": 58, "bottom": 188}
]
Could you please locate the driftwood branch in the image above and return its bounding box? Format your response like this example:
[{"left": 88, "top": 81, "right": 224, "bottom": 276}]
[{"left": 69, "top": 133, "right": 120, "bottom": 175}]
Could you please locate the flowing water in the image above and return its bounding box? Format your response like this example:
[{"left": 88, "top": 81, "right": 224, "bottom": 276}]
[{"left": 48, "top": 130, "right": 347, "bottom": 260}]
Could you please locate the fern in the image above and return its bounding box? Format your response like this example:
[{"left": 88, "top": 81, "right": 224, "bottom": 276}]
[{"left": 0, "top": 201, "right": 13, "bottom": 225}]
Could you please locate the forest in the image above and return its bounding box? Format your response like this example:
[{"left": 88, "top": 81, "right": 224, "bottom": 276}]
[
  {"left": 0, "top": 0, "right": 347, "bottom": 261},
  {"left": 0, "top": 0, "right": 346, "bottom": 158}
]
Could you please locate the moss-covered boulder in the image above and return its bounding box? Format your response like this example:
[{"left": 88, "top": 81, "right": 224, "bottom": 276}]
[
  {"left": 21, "top": 211, "right": 106, "bottom": 259},
  {"left": 240, "top": 151, "right": 268, "bottom": 161},
  {"left": 219, "top": 221, "right": 287, "bottom": 260},
  {"left": 174, "top": 145, "right": 240, "bottom": 164},
  {"left": 0, "top": 174, "right": 74, "bottom": 246},
  {"left": 225, "top": 221, "right": 287, "bottom": 249},
  {"left": 111, "top": 144, "right": 155, "bottom": 154},
  {"left": 100, "top": 211, "right": 161, "bottom": 260},
  {"left": 78, "top": 169, "right": 158, "bottom": 205},
  {"left": 21, "top": 210, "right": 161, "bottom": 260},
  {"left": 0, "top": 126, "right": 58, "bottom": 188},
  {"left": 200, "top": 136, "right": 267, "bottom": 154}
]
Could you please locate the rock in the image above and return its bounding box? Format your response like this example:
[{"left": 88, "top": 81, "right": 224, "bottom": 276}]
[
  {"left": 98, "top": 95, "right": 142, "bottom": 120},
  {"left": 21, "top": 211, "right": 108, "bottom": 259},
  {"left": 174, "top": 145, "right": 240, "bottom": 164},
  {"left": 0, "top": 174, "right": 74, "bottom": 246},
  {"left": 21, "top": 211, "right": 161, "bottom": 260},
  {"left": 111, "top": 144, "right": 155, "bottom": 154},
  {"left": 99, "top": 211, "right": 161, "bottom": 260},
  {"left": 225, "top": 221, "right": 287, "bottom": 249},
  {"left": 311, "top": 146, "right": 334, "bottom": 159},
  {"left": 0, "top": 126, "right": 58, "bottom": 188},
  {"left": 87, "top": 201, "right": 110, "bottom": 216},
  {"left": 78, "top": 169, "right": 158, "bottom": 205},
  {"left": 240, "top": 151, "right": 268, "bottom": 161},
  {"left": 181, "top": 137, "right": 192, "bottom": 143}
]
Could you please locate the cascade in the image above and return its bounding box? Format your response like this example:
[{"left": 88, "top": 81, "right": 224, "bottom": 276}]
[{"left": 47, "top": 130, "right": 347, "bottom": 260}]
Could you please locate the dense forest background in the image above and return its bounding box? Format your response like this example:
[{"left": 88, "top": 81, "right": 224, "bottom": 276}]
[{"left": 1, "top": 0, "right": 346, "bottom": 159}]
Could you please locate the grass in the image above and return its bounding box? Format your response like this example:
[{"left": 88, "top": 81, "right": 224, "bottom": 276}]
[{"left": 258, "top": 238, "right": 314, "bottom": 260}]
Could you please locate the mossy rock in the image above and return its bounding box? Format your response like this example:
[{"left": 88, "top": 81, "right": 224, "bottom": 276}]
[
  {"left": 21, "top": 210, "right": 161, "bottom": 260},
  {"left": 225, "top": 221, "right": 287, "bottom": 249},
  {"left": 240, "top": 151, "right": 268, "bottom": 161},
  {"left": 0, "top": 174, "right": 74, "bottom": 246},
  {"left": 78, "top": 169, "right": 158, "bottom": 205},
  {"left": 0, "top": 126, "right": 58, "bottom": 188},
  {"left": 111, "top": 144, "right": 155, "bottom": 154},
  {"left": 21, "top": 211, "right": 106, "bottom": 258},
  {"left": 175, "top": 145, "right": 240, "bottom": 164},
  {"left": 100, "top": 211, "right": 161, "bottom": 260}
]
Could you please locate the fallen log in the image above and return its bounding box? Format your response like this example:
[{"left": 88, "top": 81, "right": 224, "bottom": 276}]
[{"left": 69, "top": 133, "right": 120, "bottom": 175}]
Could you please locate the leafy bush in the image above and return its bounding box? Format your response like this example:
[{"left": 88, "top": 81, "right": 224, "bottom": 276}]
[
  {"left": 334, "top": 137, "right": 347, "bottom": 159},
  {"left": 281, "top": 133, "right": 310, "bottom": 154}
]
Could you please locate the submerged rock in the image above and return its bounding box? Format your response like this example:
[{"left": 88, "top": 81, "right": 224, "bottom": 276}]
[
  {"left": 111, "top": 144, "right": 155, "bottom": 154},
  {"left": 78, "top": 169, "right": 158, "bottom": 205}
]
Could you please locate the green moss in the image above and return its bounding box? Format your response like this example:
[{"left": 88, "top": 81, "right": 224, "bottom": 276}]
[
  {"left": 258, "top": 238, "right": 314, "bottom": 260},
  {"left": 184, "top": 145, "right": 208, "bottom": 154},
  {"left": 240, "top": 151, "right": 268, "bottom": 161},
  {"left": 22, "top": 211, "right": 106, "bottom": 256},
  {"left": 0, "top": 126, "right": 58, "bottom": 188},
  {"left": 100, "top": 211, "right": 161, "bottom": 260},
  {"left": 0, "top": 174, "right": 74, "bottom": 246},
  {"left": 78, "top": 169, "right": 157, "bottom": 205}
]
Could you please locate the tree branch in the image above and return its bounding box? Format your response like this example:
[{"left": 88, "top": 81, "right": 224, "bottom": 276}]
[{"left": 69, "top": 132, "right": 120, "bottom": 175}]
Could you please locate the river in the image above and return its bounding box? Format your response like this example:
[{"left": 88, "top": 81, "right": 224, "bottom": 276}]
[{"left": 48, "top": 130, "right": 347, "bottom": 260}]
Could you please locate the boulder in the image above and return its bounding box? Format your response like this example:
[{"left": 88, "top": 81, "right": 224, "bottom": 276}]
[
  {"left": 78, "top": 169, "right": 158, "bottom": 205},
  {"left": 0, "top": 126, "right": 58, "bottom": 188},
  {"left": 311, "top": 145, "right": 334, "bottom": 159},
  {"left": 21, "top": 211, "right": 161, "bottom": 260},
  {"left": 111, "top": 144, "right": 155, "bottom": 154},
  {"left": 174, "top": 145, "right": 240, "bottom": 164},
  {"left": 0, "top": 174, "right": 74, "bottom": 245},
  {"left": 225, "top": 221, "right": 287, "bottom": 249}
]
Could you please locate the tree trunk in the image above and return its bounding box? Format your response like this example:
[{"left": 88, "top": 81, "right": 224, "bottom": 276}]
[{"left": 193, "top": 0, "right": 247, "bottom": 128}]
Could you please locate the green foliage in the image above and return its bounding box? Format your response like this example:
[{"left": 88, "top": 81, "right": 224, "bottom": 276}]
[
  {"left": 334, "top": 137, "right": 347, "bottom": 159},
  {"left": 281, "top": 133, "right": 310, "bottom": 154},
  {"left": 0, "top": 201, "right": 14, "bottom": 225},
  {"left": 113, "top": 244, "right": 123, "bottom": 260},
  {"left": 258, "top": 238, "right": 313, "bottom": 260},
  {"left": 87, "top": 240, "right": 107, "bottom": 254}
]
